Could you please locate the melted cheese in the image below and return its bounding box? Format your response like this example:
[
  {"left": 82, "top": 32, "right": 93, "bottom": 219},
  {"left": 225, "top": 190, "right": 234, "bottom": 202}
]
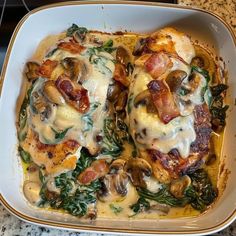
[
  {"left": 28, "top": 46, "right": 115, "bottom": 153},
  {"left": 129, "top": 62, "right": 197, "bottom": 158},
  {"left": 158, "top": 28, "right": 195, "bottom": 64},
  {"left": 130, "top": 106, "right": 196, "bottom": 158}
]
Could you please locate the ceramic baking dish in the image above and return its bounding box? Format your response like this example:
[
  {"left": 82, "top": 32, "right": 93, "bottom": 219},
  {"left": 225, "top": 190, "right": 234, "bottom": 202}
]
[{"left": 0, "top": 1, "right": 235, "bottom": 235}]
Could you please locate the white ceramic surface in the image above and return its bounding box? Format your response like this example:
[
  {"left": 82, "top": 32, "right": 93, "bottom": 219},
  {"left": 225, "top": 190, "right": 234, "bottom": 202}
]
[{"left": 0, "top": 1, "right": 236, "bottom": 235}]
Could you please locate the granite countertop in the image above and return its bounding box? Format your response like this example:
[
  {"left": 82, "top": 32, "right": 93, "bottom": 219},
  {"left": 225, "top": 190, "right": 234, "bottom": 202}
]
[{"left": 1, "top": 0, "right": 236, "bottom": 235}]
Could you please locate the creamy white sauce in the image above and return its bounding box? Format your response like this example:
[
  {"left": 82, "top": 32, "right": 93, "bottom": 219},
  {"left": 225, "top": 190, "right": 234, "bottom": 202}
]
[
  {"left": 129, "top": 59, "right": 198, "bottom": 158},
  {"left": 144, "top": 176, "right": 162, "bottom": 193},
  {"left": 158, "top": 28, "right": 195, "bottom": 64},
  {"left": 130, "top": 106, "right": 196, "bottom": 158},
  {"left": 28, "top": 46, "right": 115, "bottom": 153}
]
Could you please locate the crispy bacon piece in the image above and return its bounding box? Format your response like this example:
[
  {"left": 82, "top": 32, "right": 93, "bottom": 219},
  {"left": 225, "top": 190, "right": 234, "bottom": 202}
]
[
  {"left": 144, "top": 52, "right": 172, "bottom": 78},
  {"left": 56, "top": 75, "right": 90, "bottom": 113},
  {"left": 147, "top": 80, "right": 179, "bottom": 124},
  {"left": 38, "top": 59, "right": 58, "bottom": 78},
  {"left": 58, "top": 40, "right": 85, "bottom": 54},
  {"left": 113, "top": 63, "right": 130, "bottom": 87},
  {"left": 78, "top": 160, "right": 109, "bottom": 185}
]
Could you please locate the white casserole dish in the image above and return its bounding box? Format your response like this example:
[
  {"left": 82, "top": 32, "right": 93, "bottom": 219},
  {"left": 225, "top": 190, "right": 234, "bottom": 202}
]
[{"left": 0, "top": 1, "right": 236, "bottom": 235}]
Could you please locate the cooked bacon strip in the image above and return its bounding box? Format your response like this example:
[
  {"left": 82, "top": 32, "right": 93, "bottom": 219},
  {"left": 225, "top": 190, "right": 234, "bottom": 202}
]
[
  {"left": 147, "top": 80, "right": 179, "bottom": 124},
  {"left": 144, "top": 52, "right": 173, "bottom": 78},
  {"left": 113, "top": 63, "right": 130, "bottom": 87},
  {"left": 56, "top": 75, "right": 90, "bottom": 113},
  {"left": 38, "top": 59, "right": 58, "bottom": 78},
  {"left": 58, "top": 40, "right": 85, "bottom": 54},
  {"left": 78, "top": 160, "right": 109, "bottom": 185}
]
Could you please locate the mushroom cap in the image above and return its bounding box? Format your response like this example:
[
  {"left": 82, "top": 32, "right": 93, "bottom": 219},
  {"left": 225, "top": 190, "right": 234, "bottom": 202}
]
[
  {"left": 98, "top": 159, "right": 129, "bottom": 202},
  {"left": 124, "top": 158, "right": 152, "bottom": 188},
  {"left": 43, "top": 80, "right": 65, "bottom": 105},
  {"left": 61, "top": 57, "right": 90, "bottom": 83},
  {"left": 116, "top": 46, "right": 131, "bottom": 66},
  {"left": 165, "top": 70, "right": 187, "bottom": 92},
  {"left": 170, "top": 175, "right": 191, "bottom": 198},
  {"left": 23, "top": 181, "right": 41, "bottom": 205},
  {"left": 26, "top": 61, "right": 40, "bottom": 81}
]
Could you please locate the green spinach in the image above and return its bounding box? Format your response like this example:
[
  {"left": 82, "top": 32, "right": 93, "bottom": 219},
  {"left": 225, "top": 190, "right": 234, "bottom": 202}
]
[
  {"left": 55, "top": 173, "right": 74, "bottom": 199},
  {"left": 210, "top": 84, "right": 228, "bottom": 97},
  {"left": 137, "top": 186, "right": 189, "bottom": 207},
  {"left": 66, "top": 24, "right": 88, "bottom": 38},
  {"left": 186, "top": 169, "right": 217, "bottom": 211},
  {"left": 109, "top": 204, "right": 123, "bottom": 215},
  {"left": 46, "top": 48, "right": 58, "bottom": 58},
  {"left": 51, "top": 127, "right": 72, "bottom": 142},
  {"left": 72, "top": 147, "right": 95, "bottom": 179},
  {"left": 18, "top": 146, "right": 31, "bottom": 163},
  {"left": 135, "top": 169, "right": 217, "bottom": 214},
  {"left": 191, "top": 66, "right": 210, "bottom": 83},
  {"left": 210, "top": 84, "right": 228, "bottom": 129},
  {"left": 81, "top": 102, "right": 100, "bottom": 132},
  {"left": 95, "top": 39, "right": 117, "bottom": 54},
  {"left": 101, "top": 118, "right": 123, "bottom": 157},
  {"left": 130, "top": 197, "right": 150, "bottom": 214},
  {"left": 18, "top": 86, "right": 34, "bottom": 141}
]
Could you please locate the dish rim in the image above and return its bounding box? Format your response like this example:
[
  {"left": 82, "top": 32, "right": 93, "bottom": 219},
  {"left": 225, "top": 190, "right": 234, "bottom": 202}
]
[{"left": 0, "top": 1, "right": 236, "bottom": 234}]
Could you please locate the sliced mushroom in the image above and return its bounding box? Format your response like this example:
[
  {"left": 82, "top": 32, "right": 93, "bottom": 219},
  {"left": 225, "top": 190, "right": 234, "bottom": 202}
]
[
  {"left": 134, "top": 89, "right": 151, "bottom": 108},
  {"left": 116, "top": 46, "right": 131, "bottom": 66},
  {"left": 61, "top": 57, "right": 90, "bottom": 83},
  {"left": 133, "top": 38, "right": 146, "bottom": 56},
  {"left": 43, "top": 80, "right": 65, "bottom": 105},
  {"left": 23, "top": 181, "right": 41, "bottom": 205},
  {"left": 107, "top": 82, "right": 123, "bottom": 102},
  {"left": 98, "top": 159, "right": 129, "bottom": 202},
  {"left": 149, "top": 203, "right": 170, "bottom": 215},
  {"left": 26, "top": 62, "right": 40, "bottom": 81},
  {"left": 72, "top": 27, "right": 88, "bottom": 43},
  {"left": 170, "top": 175, "right": 191, "bottom": 199},
  {"left": 46, "top": 177, "right": 60, "bottom": 194},
  {"left": 109, "top": 159, "right": 126, "bottom": 174},
  {"left": 124, "top": 158, "right": 152, "bottom": 188},
  {"left": 31, "top": 91, "right": 49, "bottom": 113},
  {"left": 166, "top": 70, "right": 187, "bottom": 92},
  {"left": 191, "top": 45, "right": 210, "bottom": 69},
  {"left": 31, "top": 91, "right": 52, "bottom": 120},
  {"left": 115, "top": 91, "right": 128, "bottom": 111}
]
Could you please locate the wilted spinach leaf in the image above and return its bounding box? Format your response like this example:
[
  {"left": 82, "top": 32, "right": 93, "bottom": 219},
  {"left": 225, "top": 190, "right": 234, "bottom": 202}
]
[
  {"left": 209, "top": 84, "right": 228, "bottom": 129},
  {"left": 210, "top": 84, "right": 228, "bottom": 97},
  {"left": 66, "top": 23, "right": 79, "bottom": 36},
  {"left": 101, "top": 118, "right": 124, "bottom": 157},
  {"left": 95, "top": 39, "right": 117, "bottom": 54},
  {"left": 109, "top": 204, "right": 123, "bottom": 214},
  {"left": 81, "top": 102, "right": 100, "bottom": 132},
  {"left": 191, "top": 66, "right": 210, "bottom": 83},
  {"left": 18, "top": 146, "right": 31, "bottom": 163},
  {"left": 130, "top": 197, "right": 150, "bottom": 214},
  {"left": 186, "top": 169, "right": 217, "bottom": 212},
  {"left": 137, "top": 186, "right": 189, "bottom": 207},
  {"left": 51, "top": 127, "right": 72, "bottom": 142}
]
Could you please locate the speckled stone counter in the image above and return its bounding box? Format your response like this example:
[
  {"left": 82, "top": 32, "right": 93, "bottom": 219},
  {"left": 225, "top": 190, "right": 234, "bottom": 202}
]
[{"left": 1, "top": 0, "right": 236, "bottom": 235}]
